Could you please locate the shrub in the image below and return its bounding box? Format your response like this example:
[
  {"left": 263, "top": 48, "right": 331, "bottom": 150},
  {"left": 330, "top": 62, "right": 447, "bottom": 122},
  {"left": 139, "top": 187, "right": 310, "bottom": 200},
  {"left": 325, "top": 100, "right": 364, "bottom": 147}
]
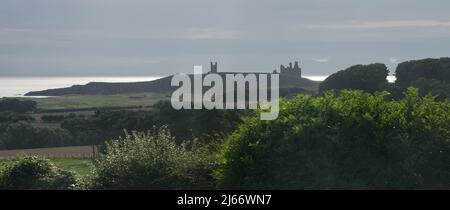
[
  {"left": 0, "top": 156, "right": 77, "bottom": 190},
  {"left": 90, "top": 126, "right": 215, "bottom": 189},
  {"left": 215, "top": 88, "right": 450, "bottom": 189}
]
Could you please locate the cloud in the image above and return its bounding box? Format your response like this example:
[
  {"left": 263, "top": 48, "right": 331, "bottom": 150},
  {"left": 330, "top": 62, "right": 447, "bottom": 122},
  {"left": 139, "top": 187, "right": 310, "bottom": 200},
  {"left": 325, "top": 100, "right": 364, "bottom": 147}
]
[
  {"left": 0, "top": 28, "right": 32, "bottom": 36},
  {"left": 312, "top": 58, "right": 329, "bottom": 63},
  {"left": 48, "top": 27, "right": 241, "bottom": 41},
  {"left": 176, "top": 27, "right": 240, "bottom": 40},
  {"left": 0, "top": 55, "right": 166, "bottom": 66},
  {"left": 306, "top": 20, "right": 450, "bottom": 30}
]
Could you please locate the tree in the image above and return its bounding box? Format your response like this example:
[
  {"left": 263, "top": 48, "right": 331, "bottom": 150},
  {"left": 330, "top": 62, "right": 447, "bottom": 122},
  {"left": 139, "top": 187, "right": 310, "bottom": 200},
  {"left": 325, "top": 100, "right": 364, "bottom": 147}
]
[
  {"left": 0, "top": 122, "right": 75, "bottom": 150},
  {"left": 319, "top": 63, "right": 389, "bottom": 93},
  {"left": 411, "top": 78, "right": 450, "bottom": 100},
  {"left": 0, "top": 98, "right": 37, "bottom": 113},
  {"left": 395, "top": 57, "right": 450, "bottom": 89},
  {"left": 216, "top": 88, "right": 450, "bottom": 189}
]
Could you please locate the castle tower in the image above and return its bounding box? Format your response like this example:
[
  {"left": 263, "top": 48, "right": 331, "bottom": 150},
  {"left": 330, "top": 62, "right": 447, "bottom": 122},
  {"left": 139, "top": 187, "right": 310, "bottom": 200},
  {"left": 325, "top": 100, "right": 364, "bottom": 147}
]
[
  {"left": 279, "top": 60, "right": 302, "bottom": 78},
  {"left": 280, "top": 65, "right": 285, "bottom": 73},
  {"left": 294, "top": 61, "right": 299, "bottom": 70},
  {"left": 210, "top": 62, "right": 218, "bottom": 73},
  {"left": 294, "top": 61, "right": 301, "bottom": 76}
]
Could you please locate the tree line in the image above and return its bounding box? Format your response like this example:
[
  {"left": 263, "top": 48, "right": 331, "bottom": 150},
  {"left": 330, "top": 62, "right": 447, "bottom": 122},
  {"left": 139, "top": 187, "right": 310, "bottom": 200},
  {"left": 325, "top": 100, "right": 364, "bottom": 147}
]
[
  {"left": 0, "top": 101, "right": 247, "bottom": 150},
  {"left": 319, "top": 57, "right": 450, "bottom": 100}
]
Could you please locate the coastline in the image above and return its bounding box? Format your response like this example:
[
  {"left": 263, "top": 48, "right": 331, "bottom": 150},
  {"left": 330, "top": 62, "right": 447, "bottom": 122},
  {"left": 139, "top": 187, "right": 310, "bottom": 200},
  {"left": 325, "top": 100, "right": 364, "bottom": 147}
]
[{"left": 0, "top": 75, "right": 397, "bottom": 98}]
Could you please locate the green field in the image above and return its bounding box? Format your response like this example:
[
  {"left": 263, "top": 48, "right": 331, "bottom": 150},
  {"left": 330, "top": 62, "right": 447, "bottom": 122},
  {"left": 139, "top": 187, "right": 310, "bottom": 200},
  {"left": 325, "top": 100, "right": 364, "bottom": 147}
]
[
  {"left": 1, "top": 158, "right": 94, "bottom": 177},
  {"left": 25, "top": 93, "right": 169, "bottom": 111},
  {"left": 51, "top": 158, "right": 94, "bottom": 176}
]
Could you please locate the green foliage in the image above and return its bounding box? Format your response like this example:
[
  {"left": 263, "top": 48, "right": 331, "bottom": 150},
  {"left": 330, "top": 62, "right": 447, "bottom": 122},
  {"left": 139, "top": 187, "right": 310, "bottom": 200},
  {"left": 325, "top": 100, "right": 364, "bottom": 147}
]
[
  {"left": 90, "top": 127, "right": 215, "bottom": 189},
  {"left": 0, "top": 112, "right": 34, "bottom": 124},
  {"left": 0, "top": 100, "right": 244, "bottom": 150},
  {"left": 395, "top": 57, "right": 450, "bottom": 89},
  {"left": 216, "top": 88, "right": 450, "bottom": 189},
  {"left": 410, "top": 78, "right": 450, "bottom": 100},
  {"left": 0, "top": 122, "right": 75, "bottom": 150},
  {"left": 41, "top": 115, "right": 66, "bottom": 123},
  {"left": 51, "top": 158, "right": 94, "bottom": 177},
  {"left": 152, "top": 101, "right": 246, "bottom": 144},
  {"left": 29, "top": 93, "right": 166, "bottom": 111},
  {"left": 0, "top": 156, "right": 77, "bottom": 190},
  {"left": 279, "top": 87, "right": 308, "bottom": 98},
  {"left": 391, "top": 58, "right": 450, "bottom": 100},
  {"left": 61, "top": 101, "right": 245, "bottom": 147},
  {"left": 0, "top": 98, "right": 37, "bottom": 113},
  {"left": 319, "top": 63, "right": 389, "bottom": 93},
  {"left": 61, "top": 110, "right": 155, "bottom": 146}
]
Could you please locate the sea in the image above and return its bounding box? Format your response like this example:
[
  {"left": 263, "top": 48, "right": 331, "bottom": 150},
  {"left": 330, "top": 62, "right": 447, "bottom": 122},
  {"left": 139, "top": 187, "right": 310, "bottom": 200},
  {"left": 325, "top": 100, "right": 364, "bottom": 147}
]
[
  {"left": 0, "top": 75, "right": 396, "bottom": 98},
  {"left": 0, "top": 76, "right": 162, "bottom": 98}
]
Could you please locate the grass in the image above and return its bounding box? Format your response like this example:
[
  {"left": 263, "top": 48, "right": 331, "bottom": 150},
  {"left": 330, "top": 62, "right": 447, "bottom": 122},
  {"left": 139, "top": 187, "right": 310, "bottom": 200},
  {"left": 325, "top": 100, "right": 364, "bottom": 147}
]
[
  {"left": 0, "top": 157, "right": 94, "bottom": 177},
  {"left": 51, "top": 158, "right": 94, "bottom": 176},
  {"left": 26, "top": 92, "right": 168, "bottom": 111}
]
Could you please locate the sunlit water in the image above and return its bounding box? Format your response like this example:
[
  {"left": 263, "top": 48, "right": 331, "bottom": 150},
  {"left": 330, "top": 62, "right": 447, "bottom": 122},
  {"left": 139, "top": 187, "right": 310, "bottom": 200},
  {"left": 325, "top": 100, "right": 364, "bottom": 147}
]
[
  {"left": 303, "top": 75, "right": 397, "bottom": 83},
  {"left": 0, "top": 75, "right": 397, "bottom": 98},
  {"left": 0, "top": 76, "right": 162, "bottom": 98}
]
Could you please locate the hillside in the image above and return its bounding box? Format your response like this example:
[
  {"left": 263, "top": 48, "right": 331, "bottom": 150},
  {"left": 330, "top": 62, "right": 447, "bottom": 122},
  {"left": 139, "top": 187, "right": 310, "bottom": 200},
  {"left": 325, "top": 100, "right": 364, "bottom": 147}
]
[
  {"left": 25, "top": 76, "right": 175, "bottom": 96},
  {"left": 25, "top": 73, "right": 320, "bottom": 96}
]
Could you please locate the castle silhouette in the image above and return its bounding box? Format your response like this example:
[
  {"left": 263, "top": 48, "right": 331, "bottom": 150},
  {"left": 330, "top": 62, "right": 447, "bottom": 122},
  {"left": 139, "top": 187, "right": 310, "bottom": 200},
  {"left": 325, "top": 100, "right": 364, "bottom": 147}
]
[
  {"left": 26, "top": 60, "right": 308, "bottom": 96},
  {"left": 210, "top": 62, "right": 218, "bottom": 73},
  {"left": 208, "top": 61, "right": 302, "bottom": 78}
]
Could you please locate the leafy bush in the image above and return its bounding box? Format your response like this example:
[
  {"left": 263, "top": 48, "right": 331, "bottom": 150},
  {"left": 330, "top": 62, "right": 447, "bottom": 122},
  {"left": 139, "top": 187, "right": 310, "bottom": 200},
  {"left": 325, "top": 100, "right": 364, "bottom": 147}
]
[
  {"left": 90, "top": 126, "right": 215, "bottom": 189},
  {"left": 319, "top": 63, "right": 389, "bottom": 93},
  {"left": 216, "top": 88, "right": 450, "bottom": 189},
  {"left": 0, "top": 156, "right": 77, "bottom": 190}
]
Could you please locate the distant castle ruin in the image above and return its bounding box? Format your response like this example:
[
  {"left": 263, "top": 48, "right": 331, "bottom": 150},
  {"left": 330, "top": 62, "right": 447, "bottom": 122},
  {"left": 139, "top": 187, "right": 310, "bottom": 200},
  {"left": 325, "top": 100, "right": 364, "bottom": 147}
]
[
  {"left": 210, "top": 62, "right": 218, "bottom": 73},
  {"left": 276, "top": 61, "right": 302, "bottom": 77},
  {"left": 208, "top": 61, "right": 302, "bottom": 78},
  {"left": 26, "top": 60, "right": 310, "bottom": 97}
]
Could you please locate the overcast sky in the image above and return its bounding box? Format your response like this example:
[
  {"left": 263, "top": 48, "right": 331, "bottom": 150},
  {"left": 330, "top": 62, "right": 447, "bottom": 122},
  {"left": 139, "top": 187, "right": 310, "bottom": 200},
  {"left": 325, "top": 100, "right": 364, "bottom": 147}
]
[{"left": 1, "top": 0, "right": 450, "bottom": 76}]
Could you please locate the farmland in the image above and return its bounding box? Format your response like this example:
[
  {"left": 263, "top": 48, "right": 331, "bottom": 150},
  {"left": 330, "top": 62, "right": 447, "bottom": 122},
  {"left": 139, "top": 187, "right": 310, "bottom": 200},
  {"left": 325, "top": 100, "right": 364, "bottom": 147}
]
[
  {"left": 0, "top": 145, "right": 98, "bottom": 159},
  {"left": 0, "top": 93, "right": 169, "bottom": 178},
  {"left": 0, "top": 145, "right": 95, "bottom": 177},
  {"left": 20, "top": 92, "right": 169, "bottom": 129},
  {"left": 51, "top": 158, "right": 94, "bottom": 176},
  {"left": 0, "top": 157, "right": 93, "bottom": 177},
  {"left": 26, "top": 92, "right": 168, "bottom": 111}
]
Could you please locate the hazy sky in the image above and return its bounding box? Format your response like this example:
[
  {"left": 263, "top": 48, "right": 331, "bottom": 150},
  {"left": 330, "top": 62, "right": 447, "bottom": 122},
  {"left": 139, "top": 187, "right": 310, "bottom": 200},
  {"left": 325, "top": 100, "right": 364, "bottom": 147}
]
[{"left": 1, "top": 0, "right": 450, "bottom": 76}]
